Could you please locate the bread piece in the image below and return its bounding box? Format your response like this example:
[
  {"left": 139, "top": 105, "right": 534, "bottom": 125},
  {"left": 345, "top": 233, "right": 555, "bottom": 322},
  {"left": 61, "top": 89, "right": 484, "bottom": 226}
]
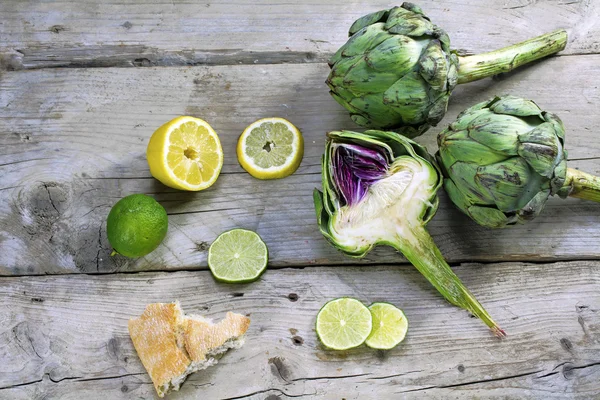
[
  {"left": 128, "top": 302, "right": 250, "bottom": 397},
  {"left": 184, "top": 312, "right": 251, "bottom": 364},
  {"left": 128, "top": 302, "right": 192, "bottom": 397}
]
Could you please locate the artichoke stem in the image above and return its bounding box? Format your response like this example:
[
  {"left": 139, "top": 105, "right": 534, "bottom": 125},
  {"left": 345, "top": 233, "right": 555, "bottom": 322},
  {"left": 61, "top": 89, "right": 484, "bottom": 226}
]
[
  {"left": 564, "top": 168, "right": 600, "bottom": 203},
  {"left": 394, "top": 227, "right": 505, "bottom": 337},
  {"left": 456, "top": 29, "right": 567, "bottom": 84}
]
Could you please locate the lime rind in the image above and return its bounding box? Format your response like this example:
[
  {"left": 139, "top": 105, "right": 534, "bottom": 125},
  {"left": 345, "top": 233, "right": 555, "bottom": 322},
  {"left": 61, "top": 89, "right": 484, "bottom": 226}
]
[
  {"left": 207, "top": 229, "right": 268, "bottom": 283},
  {"left": 315, "top": 297, "right": 373, "bottom": 350},
  {"left": 365, "top": 302, "right": 408, "bottom": 350}
]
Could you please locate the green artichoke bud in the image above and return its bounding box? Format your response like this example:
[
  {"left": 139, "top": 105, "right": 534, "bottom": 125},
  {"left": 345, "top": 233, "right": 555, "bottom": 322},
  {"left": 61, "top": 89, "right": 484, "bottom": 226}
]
[
  {"left": 314, "top": 129, "right": 504, "bottom": 335},
  {"left": 437, "top": 95, "right": 600, "bottom": 228},
  {"left": 328, "top": 3, "right": 568, "bottom": 136}
]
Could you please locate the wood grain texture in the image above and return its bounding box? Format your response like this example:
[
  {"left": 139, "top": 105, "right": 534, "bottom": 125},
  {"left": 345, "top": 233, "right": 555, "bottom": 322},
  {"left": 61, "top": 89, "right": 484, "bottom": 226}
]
[
  {"left": 1, "top": 57, "right": 600, "bottom": 275},
  {"left": 0, "top": 261, "right": 599, "bottom": 399},
  {"left": 0, "top": 0, "right": 598, "bottom": 69}
]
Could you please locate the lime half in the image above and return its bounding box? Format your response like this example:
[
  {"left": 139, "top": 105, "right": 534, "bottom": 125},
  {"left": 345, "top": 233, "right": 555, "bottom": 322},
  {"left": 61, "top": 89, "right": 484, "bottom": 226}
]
[
  {"left": 365, "top": 302, "right": 408, "bottom": 350},
  {"left": 316, "top": 298, "right": 372, "bottom": 350},
  {"left": 237, "top": 117, "right": 303, "bottom": 180},
  {"left": 208, "top": 229, "right": 268, "bottom": 283}
]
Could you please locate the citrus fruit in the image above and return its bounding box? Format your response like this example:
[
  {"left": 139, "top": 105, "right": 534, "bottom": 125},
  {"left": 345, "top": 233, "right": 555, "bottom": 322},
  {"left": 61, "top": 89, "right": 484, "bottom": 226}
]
[
  {"left": 237, "top": 117, "right": 303, "bottom": 179},
  {"left": 315, "top": 297, "right": 372, "bottom": 350},
  {"left": 147, "top": 116, "right": 223, "bottom": 191},
  {"left": 365, "top": 302, "right": 408, "bottom": 350},
  {"left": 208, "top": 229, "right": 268, "bottom": 283},
  {"left": 106, "top": 194, "right": 168, "bottom": 258}
]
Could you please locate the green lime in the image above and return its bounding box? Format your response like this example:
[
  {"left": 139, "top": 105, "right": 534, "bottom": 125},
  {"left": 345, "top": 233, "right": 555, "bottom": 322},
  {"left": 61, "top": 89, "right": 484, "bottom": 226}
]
[
  {"left": 365, "top": 302, "right": 408, "bottom": 350},
  {"left": 106, "top": 194, "right": 168, "bottom": 258},
  {"left": 315, "top": 297, "right": 372, "bottom": 350},
  {"left": 208, "top": 229, "right": 268, "bottom": 283}
]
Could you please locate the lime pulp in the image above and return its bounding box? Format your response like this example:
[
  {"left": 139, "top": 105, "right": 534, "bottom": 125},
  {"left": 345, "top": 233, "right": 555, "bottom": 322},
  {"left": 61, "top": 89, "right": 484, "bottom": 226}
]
[{"left": 208, "top": 229, "right": 268, "bottom": 283}]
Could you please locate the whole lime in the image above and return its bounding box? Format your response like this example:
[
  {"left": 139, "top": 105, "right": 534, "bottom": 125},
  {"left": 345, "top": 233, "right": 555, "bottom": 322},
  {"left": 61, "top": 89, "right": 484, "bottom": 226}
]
[{"left": 106, "top": 194, "right": 168, "bottom": 258}]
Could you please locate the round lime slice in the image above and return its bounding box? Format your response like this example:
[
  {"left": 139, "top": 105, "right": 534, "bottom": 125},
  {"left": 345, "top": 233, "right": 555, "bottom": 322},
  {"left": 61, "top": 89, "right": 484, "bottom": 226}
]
[
  {"left": 365, "top": 302, "right": 408, "bottom": 350},
  {"left": 316, "top": 297, "right": 372, "bottom": 350},
  {"left": 208, "top": 229, "right": 268, "bottom": 283}
]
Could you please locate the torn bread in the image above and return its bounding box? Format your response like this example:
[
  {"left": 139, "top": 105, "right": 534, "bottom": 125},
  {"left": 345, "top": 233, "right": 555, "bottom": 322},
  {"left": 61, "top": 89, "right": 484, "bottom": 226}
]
[{"left": 128, "top": 302, "right": 250, "bottom": 397}]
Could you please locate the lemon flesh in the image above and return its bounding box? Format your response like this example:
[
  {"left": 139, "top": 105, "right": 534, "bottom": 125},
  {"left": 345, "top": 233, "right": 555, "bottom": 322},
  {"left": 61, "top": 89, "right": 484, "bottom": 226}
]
[
  {"left": 316, "top": 298, "right": 372, "bottom": 350},
  {"left": 237, "top": 117, "right": 303, "bottom": 179},
  {"left": 147, "top": 116, "right": 223, "bottom": 191},
  {"left": 365, "top": 302, "right": 408, "bottom": 350}
]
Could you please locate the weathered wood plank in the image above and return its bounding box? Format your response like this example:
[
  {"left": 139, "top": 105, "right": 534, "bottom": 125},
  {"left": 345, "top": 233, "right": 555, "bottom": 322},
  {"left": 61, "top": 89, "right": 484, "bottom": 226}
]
[
  {"left": 1, "top": 57, "right": 600, "bottom": 274},
  {"left": 0, "top": 0, "right": 598, "bottom": 69},
  {"left": 0, "top": 261, "right": 599, "bottom": 398}
]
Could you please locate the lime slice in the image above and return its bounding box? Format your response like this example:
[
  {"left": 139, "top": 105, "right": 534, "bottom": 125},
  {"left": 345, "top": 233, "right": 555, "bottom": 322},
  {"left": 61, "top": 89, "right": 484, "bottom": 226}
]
[
  {"left": 365, "top": 302, "right": 408, "bottom": 350},
  {"left": 237, "top": 117, "right": 303, "bottom": 180},
  {"left": 316, "top": 298, "right": 372, "bottom": 350},
  {"left": 208, "top": 229, "right": 268, "bottom": 283}
]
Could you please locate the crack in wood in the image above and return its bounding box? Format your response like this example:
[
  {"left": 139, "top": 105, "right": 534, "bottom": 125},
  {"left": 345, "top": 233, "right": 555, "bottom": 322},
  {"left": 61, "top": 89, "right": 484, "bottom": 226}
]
[
  {"left": 2, "top": 47, "right": 331, "bottom": 71},
  {"left": 3, "top": 257, "right": 600, "bottom": 278},
  {"left": 3, "top": 46, "right": 597, "bottom": 71},
  {"left": 0, "top": 378, "right": 43, "bottom": 391},
  {"left": 394, "top": 369, "right": 545, "bottom": 394},
  {"left": 290, "top": 372, "right": 371, "bottom": 382},
  {"left": 222, "top": 388, "right": 312, "bottom": 400},
  {"left": 366, "top": 370, "right": 424, "bottom": 380}
]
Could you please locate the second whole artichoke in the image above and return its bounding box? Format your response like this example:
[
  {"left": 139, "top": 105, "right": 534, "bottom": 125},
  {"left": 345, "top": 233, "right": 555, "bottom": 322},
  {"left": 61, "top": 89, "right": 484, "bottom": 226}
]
[{"left": 436, "top": 95, "right": 600, "bottom": 228}]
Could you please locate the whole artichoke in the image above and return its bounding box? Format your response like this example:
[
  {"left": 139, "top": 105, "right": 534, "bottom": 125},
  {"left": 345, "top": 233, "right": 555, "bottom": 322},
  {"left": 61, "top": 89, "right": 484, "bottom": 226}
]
[
  {"left": 328, "top": 3, "right": 567, "bottom": 137},
  {"left": 314, "top": 130, "right": 504, "bottom": 335},
  {"left": 437, "top": 95, "right": 600, "bottom": 228}
]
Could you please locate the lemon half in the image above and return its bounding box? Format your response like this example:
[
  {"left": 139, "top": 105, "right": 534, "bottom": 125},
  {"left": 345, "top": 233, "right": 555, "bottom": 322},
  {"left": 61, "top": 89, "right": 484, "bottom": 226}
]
[
  {"left": 237, "top": 117, "right": 303, "bottom": 180},
  {"left": 147, "top": 116, "right": 223, "bottom": 191}
]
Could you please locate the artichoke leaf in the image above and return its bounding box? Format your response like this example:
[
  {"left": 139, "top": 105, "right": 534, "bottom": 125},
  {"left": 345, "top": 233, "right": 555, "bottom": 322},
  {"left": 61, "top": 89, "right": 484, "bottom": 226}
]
[
  {"left": 349, "top": 9, "right": 390, "bottom": 36},
  {"left": 382, "top": 72, "right": 430, "bottom": 124},
  {"left": 342, "top": 58, "right": 403, "bottom": 95},
  {"left": 517, "top": 189, "right": 550, "bottom": 222},
  {"left": 427, "top": 94, "right": 450, "bottom": 126},
  {"left": 385, "top": 6, "right": 434, "bottom": 36},
  {"left": 366, "top": 35, "right": 425, "bottom": 74},
  {"left": 439, "top": 133, "right": 507, "bottom": 167},
  {"left": 489, "top": 96, "right": 544, "bottom": 118},
  {"left": 342, "top": 23, "right": 390, "bottom": 58},
  {"left": 448, "top": 161, "right": 497, "bottom": 205},
  {"left": 467, "top": 205, "right": 512, "bottom": 228},
  {"left": 467, "top": 113, "right": 530, "bottom": 154},
  {"left": 475, "top": 157, "right": 545, "bottom": 212},
  {"left": 349, "top": 94, "right": 404, "bottom": 129},
  {"left": 419, "top": 40, "right": 449, "bottom": 91}
]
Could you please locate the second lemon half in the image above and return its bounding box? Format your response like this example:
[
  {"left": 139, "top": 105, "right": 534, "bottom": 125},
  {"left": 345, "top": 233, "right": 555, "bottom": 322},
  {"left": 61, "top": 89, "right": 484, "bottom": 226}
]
[
  {"left": 147, "top": 116, "right": 223, "bottom": 191},
  {"left": 237, "top": 117, "right": 303, "bottom": 180}
]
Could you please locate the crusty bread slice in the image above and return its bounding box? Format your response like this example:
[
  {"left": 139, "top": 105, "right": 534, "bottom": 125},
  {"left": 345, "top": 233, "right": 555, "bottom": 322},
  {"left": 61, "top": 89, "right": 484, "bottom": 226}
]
[
  {"left": 128, "top": 302, "right": 250, "bottom": 398},
  {"left": 184, "top": 312, "right": 251, "bottom": 363}
]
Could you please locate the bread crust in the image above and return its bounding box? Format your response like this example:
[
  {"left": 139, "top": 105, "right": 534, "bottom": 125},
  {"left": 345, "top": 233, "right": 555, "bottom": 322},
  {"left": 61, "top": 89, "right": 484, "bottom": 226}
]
[
  {"left": 128, "top": 303, "right": 250, "bottom": 397},
  {"left": 128, "top": 302, "right": 191, "bottom": 397},
  {"left": 184, "top": 312, "right": 251, "bottom": 362}
]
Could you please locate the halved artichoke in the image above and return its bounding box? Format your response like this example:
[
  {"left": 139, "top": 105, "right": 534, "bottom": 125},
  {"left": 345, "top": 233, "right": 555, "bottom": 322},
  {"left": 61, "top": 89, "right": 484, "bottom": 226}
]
[{"left": 314, "top": 130, "right": 504, "bottom": 335}]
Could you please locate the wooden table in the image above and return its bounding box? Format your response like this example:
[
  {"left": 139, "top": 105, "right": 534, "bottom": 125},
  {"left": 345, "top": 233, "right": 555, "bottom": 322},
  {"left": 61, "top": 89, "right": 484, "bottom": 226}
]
[{"left": 1, "top": 1, "right": 599, "bottom": 398}]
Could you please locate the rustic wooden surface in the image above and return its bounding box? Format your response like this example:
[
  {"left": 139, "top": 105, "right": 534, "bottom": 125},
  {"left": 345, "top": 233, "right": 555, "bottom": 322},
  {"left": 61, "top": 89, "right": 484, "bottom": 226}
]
[
  {"left": 1, "top": 0, "right": 599, "bottom": 398},
  {"left": 1, "top": 262, "right": 599, "bottom": 399}
]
